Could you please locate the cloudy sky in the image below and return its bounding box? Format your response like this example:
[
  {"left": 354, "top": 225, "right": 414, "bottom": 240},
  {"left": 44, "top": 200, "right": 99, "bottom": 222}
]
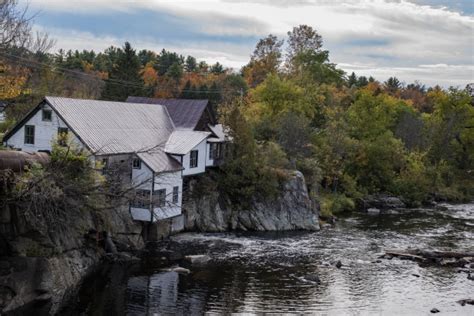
[{"left": 22, "top": 0, "right": 473, "bottom": 87}]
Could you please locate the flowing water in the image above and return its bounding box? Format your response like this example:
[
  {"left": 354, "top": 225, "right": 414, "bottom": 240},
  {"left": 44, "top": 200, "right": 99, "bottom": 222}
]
[{"left": 73, "top": 203, "right": 474, "bottom": 315}]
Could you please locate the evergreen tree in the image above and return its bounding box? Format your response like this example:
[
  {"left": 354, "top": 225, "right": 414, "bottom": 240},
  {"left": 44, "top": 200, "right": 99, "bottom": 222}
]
[
  {"left": 210, "top": 62, "right": 224, "bottom": 74},
  {"left": 166, "top": 62, "right": 183, "bottom": 83},
  {"left": 101, "top": 42, "right": 144, "bottom": 101},
  {"left": 199, "top": 83, "right": 209, "bottom": 99},
  {"left": 185, "top": 56, "right": 197, "bottom": 72},
  {"left": 348, "top": 72, "right": 357, "bottom": 87},
  {"left": 357, "top": 76, "right": 369, "bottom": 87},
  {"left": 180, "top": 80, "right": 193, "bottom": 99},
  {"left": 208, "top": 81, "right": 222, "bottom": 109}
]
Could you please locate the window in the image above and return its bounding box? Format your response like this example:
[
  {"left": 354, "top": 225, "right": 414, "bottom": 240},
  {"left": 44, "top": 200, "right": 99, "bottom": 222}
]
[
  {"left": 172, "top": 186, "right": 179, "bottom": 204},
  {"left": 101, "top": 158, "right": 108, "bottom": 175},
  {"left": 209, "top": 143, "right": 222, "bottom": 160},
  {"left": 209, "top": 143, "right": 215, "bottom": 160},
  {"left": 42, "top": 109, "right": 52, "bottom": 121},
  {"left": 132, "top": 158, "right": 141, "bottom": 169},
  {"left": 131, "top": 189, "right": 150, "bottom": 208},
  {"left": 190, "top": 150, "right": 198, "bottom": 168},
  {"left": 154, "top": 189, "right": 166, "bottom": 207},
  {"left": 24, "top": 125, "right": 35, "bottom": 144},
  {"left": 57, "top": 127, "right": 68, "bottom": 146}
]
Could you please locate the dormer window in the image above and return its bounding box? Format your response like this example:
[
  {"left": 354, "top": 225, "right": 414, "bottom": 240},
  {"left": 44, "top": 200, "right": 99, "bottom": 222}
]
[{"left": 42, "top": 109, "right": 52, "bottom": 121}]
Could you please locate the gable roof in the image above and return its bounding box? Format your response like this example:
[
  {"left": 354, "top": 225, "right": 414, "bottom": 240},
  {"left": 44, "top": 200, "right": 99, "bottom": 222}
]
[
  {"left": 126, "top": 96, "right": 210, "bottom": 130},
  {"left": 46, "top": 96, "right": 176, "bottom": 155},
  {"left": 164, "top": 130, "right": 210, "bottom": 155},
  {"left": 207, "top": 124, "right": 227, "bottom": 142},
  {"left": 137, "top": 150, "right": 183, "bottom": 173}
]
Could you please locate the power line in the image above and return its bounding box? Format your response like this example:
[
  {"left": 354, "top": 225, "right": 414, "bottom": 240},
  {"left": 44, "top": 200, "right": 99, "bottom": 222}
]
[{"left": 0, "top": 51, "right": 243, "bottom": 95}]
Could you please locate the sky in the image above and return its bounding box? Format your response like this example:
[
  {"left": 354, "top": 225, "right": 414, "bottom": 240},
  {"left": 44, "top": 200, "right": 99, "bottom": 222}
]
[{"left": 22, "top": 0, "right": 474, "bottom": 87}]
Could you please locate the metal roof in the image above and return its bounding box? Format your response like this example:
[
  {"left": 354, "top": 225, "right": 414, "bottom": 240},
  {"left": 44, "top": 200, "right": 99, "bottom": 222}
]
[
  {"left": 208, "top": 124, "right": 226, "bottom": 141},
  {"left": 164, "top": 130, "right": 210, "bottom": 155},
  {"left": 46, "top": 96, "right": 175, "bottom": 155},
  {"left": 126, "top": 96, "right": 209, "bottom": 130},
  {"left": 137, "top": 150, "right": 183, "bottom": 173}
]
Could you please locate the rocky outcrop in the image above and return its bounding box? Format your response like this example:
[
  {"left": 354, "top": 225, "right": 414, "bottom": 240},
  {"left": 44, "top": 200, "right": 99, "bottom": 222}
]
[
  {"left": 357, "top": 194, "right": 406, "bottom": 211},
  {"left": 183, "top": 171, "right": 320, "bottom": 232},
  {"left": 0, "top": 204, "right": 143, "bottom": 315}
]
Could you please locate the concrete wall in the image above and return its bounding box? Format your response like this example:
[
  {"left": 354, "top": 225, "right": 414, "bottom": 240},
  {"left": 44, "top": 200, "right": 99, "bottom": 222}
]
[
  {"left": 5, "top": 104, "right": 81, "bottom": 152},
  {"left": 181, "top": 139, "right": 207, "bottom": 176}
]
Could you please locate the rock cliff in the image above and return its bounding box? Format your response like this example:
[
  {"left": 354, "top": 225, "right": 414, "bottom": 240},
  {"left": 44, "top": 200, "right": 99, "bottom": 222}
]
[
  {"left": 183, "top": 171, "right": 320, "bottom": 232},
  {"left": 0, "top": 204, "right": 143, "bottom": 315},
  {"left": 0, "top": 170, "right": 318, "bottom": 314}
]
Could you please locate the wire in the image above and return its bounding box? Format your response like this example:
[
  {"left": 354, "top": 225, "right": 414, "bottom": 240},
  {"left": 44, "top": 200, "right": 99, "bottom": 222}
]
[{"left": 0, "top": 51, "right": 244, "bottom": 95}]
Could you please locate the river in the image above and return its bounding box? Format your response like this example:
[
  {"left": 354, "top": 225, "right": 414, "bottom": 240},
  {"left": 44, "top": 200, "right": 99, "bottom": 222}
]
[{"left": 71, "top": 203, "right": 474, "bottom": 315}]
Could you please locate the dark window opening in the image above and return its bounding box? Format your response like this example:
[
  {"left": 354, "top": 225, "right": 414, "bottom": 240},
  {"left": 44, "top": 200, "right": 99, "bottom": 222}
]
[
  {"left": 132, "top": 158, "right": 141, "bottom": 169},
  {"left": 131, "top": 189, "right": 150, "bottom": 208},
  {"left": 101, "top": 158, "right": 108, "bottom": 175},
  {"left": 42, "top": 109, "right": 52, "bottom": 121},
  {"left": 57, "top": 127, "right": 68, "bottom": 146},
  {"left": 24, "top": 125, "right": 35, "bottom": 144},
  {"left": 154, "top": 189, "right": 166, "bottom": 207},
  {"left": 190, "top": 150, "right": 198, "bottom": 168},
  {"left": 209, "top": 143, "right": 222, "bottom": 160},
  {"left": 172, "top": 186, "right": 179, "bottom": 204}
]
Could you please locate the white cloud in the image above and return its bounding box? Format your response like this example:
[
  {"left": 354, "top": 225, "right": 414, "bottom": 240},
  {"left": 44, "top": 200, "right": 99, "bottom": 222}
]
[{"left": 25, "top": 0, "right": 474, "bottom": 86}]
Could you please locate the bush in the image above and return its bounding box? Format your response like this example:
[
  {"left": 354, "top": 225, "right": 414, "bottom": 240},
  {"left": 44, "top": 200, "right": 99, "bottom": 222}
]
[{"left": 320, "top": 193, "right": 355, "bottom": 217}]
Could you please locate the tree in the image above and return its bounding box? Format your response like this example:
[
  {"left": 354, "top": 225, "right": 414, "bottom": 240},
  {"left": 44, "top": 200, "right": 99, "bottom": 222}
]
[
  {"left": 277, "top": 111, "right": 312, "bottom": 159},
  {"left": 242, "top": 34, "right": 283, "bottom": 87},
  {"left": 0, "top": 0, "right": 31, "bottom": 51},
  {"left": 101, "top": 42, "right": 145, "bottom": 101},
  {"left": 185, "top": 55, "right": 197, "bottom": 72},
  {"left": 142, "top": 61, "right": 158, "bottom": 87},
  {"left": 347, "top": 72, "right": 357, "bottom": 87},
  {"left": 286, "top": 25, "right": 322, "bottom": 63},
  {"left": 0, "top": 60, "right": 28, "bottom": 99},
  {"left": 220, "top": 73, "right": 248, "bottom": 103},
  {"left": 166, "top": 62, "right": 183, "bottom": 83},
  {"left": 156, "top": 49, "right": 183, "bottom": 76},
  {"left": 198, "top": 61, "right": 208, "bottom": 73},
  {"left": 210, "top": 62, "right": 224, "bottom": 74},
  {"left": 357, "top": 76, "right": 369, "bottom": 87},
  {"left": 384, "top": 76, "right": 402, "bottom": 95},
  {"left": 137, "top": 49, "right": 156, "bottom": 67}
]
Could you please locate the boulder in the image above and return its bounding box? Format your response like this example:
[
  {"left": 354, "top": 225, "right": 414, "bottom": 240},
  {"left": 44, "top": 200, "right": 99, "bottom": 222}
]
[
  {"left": 185, "top": 255, "right": 211, "bottom": 265},
  {"left": 457, "top": 299, "right": 474, "bottom": 306},
  {"left": 357, "top": 194, "right": 406, "bottom": 211},
  {"left": 367, "top": 208, "right": 381, "bottom": 215}
]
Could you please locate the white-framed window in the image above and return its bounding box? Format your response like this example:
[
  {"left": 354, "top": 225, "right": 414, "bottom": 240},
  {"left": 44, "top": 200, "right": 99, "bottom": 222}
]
[
  {"left": 24, "top": 125, "right": 35, "bottom": 144},
  {"left": 172, "top": 186, "right": 179, "bottom": 204},
  {"left": 154, "top": 189, "right": 166, "bottom": 207},
  {"left": 42, "top": 109, "right": 52, "bottom": 121},
  {"left": 132, "top": 158, "right": 141, "bottom": 169},
  {"left": 131, "top": 189, "right": 150, "bottom": 208},
  {"left": 190, "top": 150, "right": 198, "bottom": 168}
]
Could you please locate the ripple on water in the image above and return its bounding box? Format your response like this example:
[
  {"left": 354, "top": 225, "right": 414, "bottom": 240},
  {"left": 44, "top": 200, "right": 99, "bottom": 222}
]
[{"left": 78, "top": 203, "right": 474, "bottom": 315}]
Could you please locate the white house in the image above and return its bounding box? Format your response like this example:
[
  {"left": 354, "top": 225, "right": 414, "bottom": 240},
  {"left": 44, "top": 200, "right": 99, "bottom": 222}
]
[{"left": 2, "top": 96, "right": 228, "bottom": 226}]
